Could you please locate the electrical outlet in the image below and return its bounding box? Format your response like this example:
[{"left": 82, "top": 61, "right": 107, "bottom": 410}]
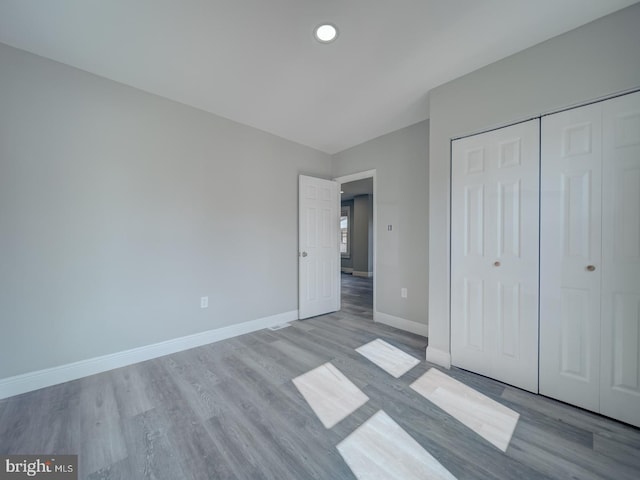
[
  {"left": 200, "top": 296, "right": 209, "bottom": 308},
  {"left": 401, "top": 288, "right": 407, "bottom": 298}
]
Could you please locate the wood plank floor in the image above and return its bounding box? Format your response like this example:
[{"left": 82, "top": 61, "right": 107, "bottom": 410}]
[{"left": 1, "top": 274, "right": 639, "bottom": 479}]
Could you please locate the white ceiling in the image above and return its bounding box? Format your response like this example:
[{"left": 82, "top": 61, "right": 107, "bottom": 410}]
[{"left": 0, "top": 1, "right": 637, "bottom": 154}]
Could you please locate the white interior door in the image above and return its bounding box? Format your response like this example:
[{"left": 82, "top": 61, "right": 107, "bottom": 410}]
[
  {"left": 600, "top": 91, "right": 640, "bottom": 427},
  {"left": 540, "top": 103, "right": 603, "bottom": 412},
  {"left": 451, "top": 119, "right": 540, "bottom": 393},
  {"left": 299, "top": 175, "right": 339, "bottom": 319}
]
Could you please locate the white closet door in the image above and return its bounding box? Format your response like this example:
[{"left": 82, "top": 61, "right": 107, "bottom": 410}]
[
  {"left": 451, "top": 119, "right": 540, "bottom": 393},
  {"left": 600, "top": 91, "right": 640, "bottom": 427},
  {"left": 540, "top": 104, "right": 603, "bottom": 412}
]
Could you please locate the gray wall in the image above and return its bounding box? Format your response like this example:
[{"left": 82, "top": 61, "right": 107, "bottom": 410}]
[
  {"left": 427, "top": 3, "right": 640, "bottom": 364},
  {"left": 340, "top": 199, "right": 354, "bottom": 269},
  {"left": 341, "top": 195, "right": 372, "bottom": 274},
  {"left": 367, "top": 194, "right": 373, "bottom": 271},
  {"left": 0, "top": 43, "right": 332, "bottom": 379},
  {"left": 352, "top": 195, "right": 372, "bottom": 275},
  {"left": 333, "top": 121, "right": 429, "bottom": 325}
]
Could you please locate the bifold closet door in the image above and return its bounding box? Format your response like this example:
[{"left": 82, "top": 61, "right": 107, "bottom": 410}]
[
  {"left": 600, "top": 92, "right": 640, "bottom": 427},
  {"left": 541, "top": 90, "right": 640, "bottom": 427},
  {"left": 451, "top": 119, "right": 540, "bottom": 393},
  {"left": 540, "top": 103, "right": 603, "bottom": 412}
]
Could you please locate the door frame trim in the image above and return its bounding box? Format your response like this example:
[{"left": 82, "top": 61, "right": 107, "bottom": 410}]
[{"left": 334, "top": 169, "right": 377, "bottom": 315}]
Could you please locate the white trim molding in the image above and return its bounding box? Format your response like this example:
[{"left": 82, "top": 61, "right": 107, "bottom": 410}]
[
  {"left": 426, "top": 346, "right": 451, "bottom": 369},
  {"left": 353, "top": 271, "right": 373, "bottom": 278},
  {"left": 334, "top": 169, "right": 376, "bottom": 185},
  {"left": 374, "top": 311, "right": 428, "bottom": 337},
  {"left": 0, "top": 310, "right": 298, "bottom": 400},
  {"left": 341, "top": 267, "right": 354, "bottom": 274}
]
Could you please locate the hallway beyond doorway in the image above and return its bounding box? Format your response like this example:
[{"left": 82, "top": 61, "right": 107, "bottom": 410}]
[{"left": 341, "top": 273, "right": 373, "bottom": 319}]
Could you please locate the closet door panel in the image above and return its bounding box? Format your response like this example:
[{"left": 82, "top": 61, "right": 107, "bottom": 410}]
[
  {"left": 452, "top": 138, "right": 493, "bottom": 379},
  {"left": 452, "top": 120, "right": 539, "bottom": 393},
  {"left": 492, "top": 123, "right": 540, "bottom": 392},
  {"left": 601, "top": 91, "right": 640, "bottom": 427},
  {"left": 540, "top": 104, "right": 602, "bottom": 412}
]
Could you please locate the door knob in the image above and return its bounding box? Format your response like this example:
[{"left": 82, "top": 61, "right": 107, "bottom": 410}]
[
  {"left": 493, "top": 261, "right": 501, "bottom": 267},
  {"left": 586, "top": 265, "right": 596, "bottom": 271},
  {"left": 301, "top": 252, "right": 308, "bottom": 257}
]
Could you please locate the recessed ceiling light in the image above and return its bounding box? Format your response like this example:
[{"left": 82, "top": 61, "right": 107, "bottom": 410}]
[{"left": 315, "top": 24, "right": 338, "bottom": 43}]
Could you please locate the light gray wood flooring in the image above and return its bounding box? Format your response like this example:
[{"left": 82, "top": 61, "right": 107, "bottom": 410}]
[{"left": 1, "top": 274, "right": 639, "bottom": 479}]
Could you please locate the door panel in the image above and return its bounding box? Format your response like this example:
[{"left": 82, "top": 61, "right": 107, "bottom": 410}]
[
  {"left": 611, "top": 293, "right": 640, "bottom": 392},
  {"left": 464, "top": 185, "right": 485, "bottom": 257},
  {"left": 600, "top": 91, "right": 640, "bottom": 427},
  {"left": 463, "top": 278, "right": 485, "bottom": 351},
  {"left": 451, "top": 119, "right": 539, "bottom": 393},
  {"left": 559, "top": 287, "right": 592, "bottom": 380},
  {"left": 452, "top": 139, "right": 493, "bottom": 379},
  {"left": 614, "top": 168, "right": 640, "bottom": 258},
  {"left": 497, "top": 281, "right": 520, "bottom": 359},
  {"left": 497, "top": 180, "right": 521, "bottom": 258},
  {"left": 540, "top": 103, "right": 602, "bottom": 412},
  {"left": 563, "top": 171, "right": 592, "bottom": 258},
  {"left": 299, "top": 175, "right": 339, "bottom": 319}
]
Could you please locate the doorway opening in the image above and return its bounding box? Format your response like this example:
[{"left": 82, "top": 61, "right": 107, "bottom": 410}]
[{"left": 334, "top": 170, "right": 376, "bottom": 318}]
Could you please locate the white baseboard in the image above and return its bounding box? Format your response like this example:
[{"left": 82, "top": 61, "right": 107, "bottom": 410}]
[
  {"left": 353, "top": 271, "right": 373, "bottom": 278},
  {"left": 426, "top": 346, "right": 451, "bottom": 369},
  {"left": 374, "top": 311, "right": 428, "bottom": 337},
  {"left": 0, "top": 310, "right": 298, "bottom": 400},
  {"left": 341, "top": 267, "right": 354, "bottom": 274}
]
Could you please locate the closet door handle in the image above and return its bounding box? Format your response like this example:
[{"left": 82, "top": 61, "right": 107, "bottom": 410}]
[
  {"left": 493, "top": 261, "right": 501, "bottom": 267},
  {"left": 586, "top": 265, "right": 596, "bottom": 272}
]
